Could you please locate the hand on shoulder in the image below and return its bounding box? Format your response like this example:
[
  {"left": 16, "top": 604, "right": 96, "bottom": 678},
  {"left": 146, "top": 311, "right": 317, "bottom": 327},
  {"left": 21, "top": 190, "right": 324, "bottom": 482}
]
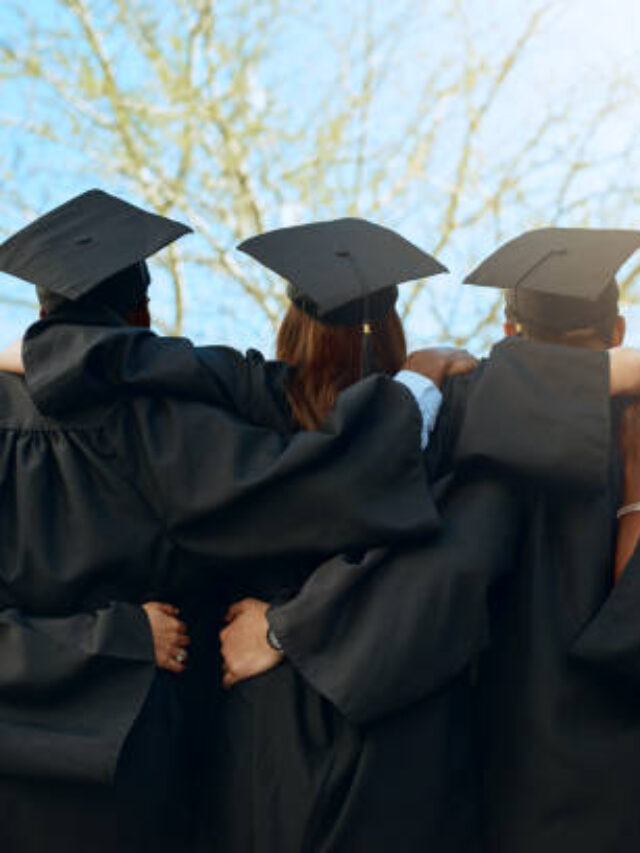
[{"left": 403, "top": 346, "right": 477, "bottom": 388}]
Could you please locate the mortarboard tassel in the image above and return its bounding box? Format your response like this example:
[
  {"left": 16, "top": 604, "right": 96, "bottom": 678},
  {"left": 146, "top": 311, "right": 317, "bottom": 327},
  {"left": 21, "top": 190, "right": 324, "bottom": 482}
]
[{"left": 361, "top": 321, "right": 374, "bottom": 377}]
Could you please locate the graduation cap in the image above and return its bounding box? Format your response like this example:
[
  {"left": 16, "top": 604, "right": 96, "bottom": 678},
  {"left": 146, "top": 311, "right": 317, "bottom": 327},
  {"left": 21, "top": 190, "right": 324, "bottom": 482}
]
[
  {"left": 464, "top": 227, "right": 640, "bottom": 333},
  {"left": 238, "top": 218, "right": 448, "bottom": 373},
  {"left": 0, "top": 189, "right": 192, "bottom": 311}
]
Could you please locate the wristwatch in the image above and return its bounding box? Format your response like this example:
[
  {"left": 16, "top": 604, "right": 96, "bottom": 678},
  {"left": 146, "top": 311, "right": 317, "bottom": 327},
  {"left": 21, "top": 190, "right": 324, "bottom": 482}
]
[{"left": 266, "top": 624, "right": 284, "bottom": 652}]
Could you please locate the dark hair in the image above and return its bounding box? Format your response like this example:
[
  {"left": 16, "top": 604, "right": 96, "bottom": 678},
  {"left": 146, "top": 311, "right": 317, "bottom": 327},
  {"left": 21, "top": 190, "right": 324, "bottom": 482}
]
[
  {"left": 37, "top": 262, "right": 150, "bottom": 319},
  {"left": 504, "top": 280, "right": 620, "bottom": 348},
  {"left": 277, "top": 304, "right": 407, "bottom": 430}
]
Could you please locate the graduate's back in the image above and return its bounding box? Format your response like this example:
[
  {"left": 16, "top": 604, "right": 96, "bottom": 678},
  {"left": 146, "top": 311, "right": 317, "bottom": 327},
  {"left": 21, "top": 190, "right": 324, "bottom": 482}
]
[
  {"left": 477, "top": 437, "right": 635, "bottom": 853},
  {"left": 472, "top": 228, "right": 639, "bottom": 853}
]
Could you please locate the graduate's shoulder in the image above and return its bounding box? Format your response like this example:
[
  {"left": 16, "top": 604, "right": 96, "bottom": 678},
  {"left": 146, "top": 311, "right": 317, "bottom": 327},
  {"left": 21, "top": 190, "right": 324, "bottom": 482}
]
[
  {"left": 23, "top": 310, "right": 295, "bottom": 432},
  {"left": 0, "top": 369, "right": 73, "bottom": 429}
]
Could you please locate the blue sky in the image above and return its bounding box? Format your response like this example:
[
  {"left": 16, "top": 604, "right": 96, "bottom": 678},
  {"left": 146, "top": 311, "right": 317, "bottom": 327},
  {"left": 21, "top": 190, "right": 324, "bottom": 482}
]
[{"left": 1, "top": 0, "right": 639, "bottom": 353}]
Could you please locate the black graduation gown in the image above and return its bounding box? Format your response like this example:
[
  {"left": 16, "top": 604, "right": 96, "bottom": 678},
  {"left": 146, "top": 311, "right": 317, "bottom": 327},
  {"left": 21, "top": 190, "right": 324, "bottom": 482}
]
[
  {"left": 49, "top": 324, "right": 614, "bottom": 852},
  {"left": 474, "top": 402, "right": 640, "bottom": 853},
  {"left": 0, "top": 308, "right": 440, "bottom": 852}
]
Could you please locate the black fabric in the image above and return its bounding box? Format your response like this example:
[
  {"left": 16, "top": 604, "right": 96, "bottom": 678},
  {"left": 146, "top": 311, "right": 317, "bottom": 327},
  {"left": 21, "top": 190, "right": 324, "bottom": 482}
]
[
  {"left": 0, "top": 673, "right": 189, "bottom": 853},
  {"left": 287, "top": 281, "right": 398, "bottom": 327},
  {"left": 23, "top": 311, "right": 439, "bottom": 570},
  {"left": 261, "top": 341, "right": 613, "bottom": 853},
  {"left": 212, "top": 664, "right": 351, "bottom": 853},
  {"left": 572, "top": 541, "right": 640, "bottom": 686},
  {"left": 222, "top": 471, "right": 517, "bottom": 853},
  {"left": 0, "top": 189, "right": 191, "bottom": 301},
  {"left": 238, "top": 218, "right": 446, "bottom": 323},
  {"left": 308, "top": 676, "right": 482, "bottom": 853},
  {"left": 287, "top": 359, "right": 640, "bottom": 853},
  {"left": 269, "top": 473, "right": 522, "bottom": 726},
  {"left": 46, "top": 323, "right": 614, "bottom": 853},
  {"left": 116, "top": 673, "right": 194, "bottom": 853},
  {"left": 475, "top": 405, "right": 640, "bottom": 853},
  {"left": 0, "top": 774, "right": 118, "bottom": 853},
  {"left": 0, "top": 602, "right": 154, "bottom": 782},
  {"left": 23, "top": 304, "right": 295, "bottom": 431},
  {"left": 451, "top": 336, "right": 610, "bottom": 492},
  {"left": 2, "top": 308, "right": 439, "bottom": 849},
  {"left": 212, "top": 664, "right": 482, "bottom": 853},
  {"left": 464, "top": 226, "right": 640, "bottom": 303}
]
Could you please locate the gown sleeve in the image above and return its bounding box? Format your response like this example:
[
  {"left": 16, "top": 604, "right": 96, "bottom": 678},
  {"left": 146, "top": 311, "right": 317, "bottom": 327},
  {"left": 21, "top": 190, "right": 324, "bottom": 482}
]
[
  {"left": 121, "top": 373, "right": 440, "bottom": 565},
  {"left": 23, "top": 308, "right": 293, "bottom": 432},
  {"left": 0, "top": 602, "right": 155, "bottom": 780},
  {"left": 269, "top": 472, "right": 523, "bottom": 724}
]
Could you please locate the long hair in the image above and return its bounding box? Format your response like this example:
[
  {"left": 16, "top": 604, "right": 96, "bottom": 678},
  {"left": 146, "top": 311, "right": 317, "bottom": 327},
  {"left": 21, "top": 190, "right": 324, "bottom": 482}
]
[{"left": 277, "top": 304, "right": 407, "bottom": 430}]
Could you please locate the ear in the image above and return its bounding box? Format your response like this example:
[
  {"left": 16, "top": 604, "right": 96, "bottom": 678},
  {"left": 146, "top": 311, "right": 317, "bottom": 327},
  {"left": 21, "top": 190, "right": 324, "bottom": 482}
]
[
  {"left": 611, "top": 315, "right": 626, "bottom": 347},
  {"left": 503, "top": 321, "right": 518, "bottom": 337}
]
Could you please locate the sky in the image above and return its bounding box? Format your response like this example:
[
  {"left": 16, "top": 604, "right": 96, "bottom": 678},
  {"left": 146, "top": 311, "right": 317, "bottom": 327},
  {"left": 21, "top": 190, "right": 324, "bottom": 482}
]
[{"left": 0, "top": 0, "right": 639, "bottom": 353}]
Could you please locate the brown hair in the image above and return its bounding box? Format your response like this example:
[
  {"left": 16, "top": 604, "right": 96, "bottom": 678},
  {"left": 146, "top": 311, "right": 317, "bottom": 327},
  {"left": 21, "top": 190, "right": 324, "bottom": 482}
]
[{"left": 276, "top": 304, "right": 407, "bottom": 430}]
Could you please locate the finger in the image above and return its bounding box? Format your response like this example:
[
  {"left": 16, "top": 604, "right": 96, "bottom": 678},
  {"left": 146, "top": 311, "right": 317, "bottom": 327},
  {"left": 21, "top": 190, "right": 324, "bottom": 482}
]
[
  {"left": 172, "top": 648, "right": 188, "bottom": 665},
  {"left": 226, "top": 599, "right": 250, "bottom": 621},
  {"left": 162, "top": 616, "right": 187, "bottom": 634},
  {"left": 174, "top": 633, "right": 191, "bottom": 648},
  {"left": 158, "top": 656, "right": 186, "bottom": 675},
  {"left": 228, "top": 668, "right": 252, "bottom": 685},
  {"left": 151, "top": 602, "right": 180, "bottom": 616},
  {"left": 170, "top": 647, "right": 188, "bottom": 668},
  {"left": 226, "top": 602, "right": 243, "bottom": 618},
  {"left": 222, "top": 665, "right": 238, "bottom": 689}
]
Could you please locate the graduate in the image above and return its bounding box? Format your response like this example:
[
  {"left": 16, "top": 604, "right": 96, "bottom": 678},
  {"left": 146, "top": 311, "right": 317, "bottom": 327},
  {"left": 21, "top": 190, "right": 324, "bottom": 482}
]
[
  {"left": 36, "top": 217, "right": 640, "bottom": 850},
  {"left": 210, "top": 219, "right": 464, "bottom": 853},
  {"left": 0, "top": 192, "right": 454, "bottom": 852},
  {"left": 467, "top": 229, "right": 640, "bottom": 853}
]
